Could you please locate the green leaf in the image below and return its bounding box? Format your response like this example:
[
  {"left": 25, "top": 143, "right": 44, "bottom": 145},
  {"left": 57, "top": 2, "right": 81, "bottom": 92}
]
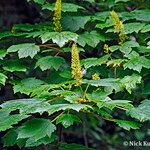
[
  {"left": 120, "top": 10, "right": 150, "bottom": 22},
  {"left": 13, "top": 78, "right": 45, "bottom": 95},
  {"left": 93, "top": 11, "right": 110, "bottom": 22},
  {"left": 94, "top": 108, "right": 113, "bottom": 119},
  {"left": 25, "top": 135, "right": 56, "bottom": 147},
  {"left": 120, "top": 74, "right": 142, "bottom": 94},
  {"left": 42, "top": 3, "right": 84, "bottom": 12},
  {"left": 0, "top": 49, "right": 7, "bottom": 59},
  {"left": 124, "top": 23, "right": 146, "bottom": 34},
  {"left": 114, "top": 120, "right": 141, "bottom": 130},
  {"left": 0, "top": 31, "right": 13, "bottom": 39},
  {"left": 141, "top": 24, "right": 150, "bottom": 33},
  {"left": 81, "top": 54, "right": 109, "bottom": 69},
  {"left": 0, "top": 98, "right": 51, "bottom": 116},
  {"left": 115, "top": 0, "right": 130, "bottom": 3},
  {"left": 83, "top": 78, "right": 122, "bottom": 92},
  {"left": 83, "top": 74, "right": 141, "bottom": 94},
  {"left": 17, "top": 119, "right": 56, "bottom": 145},
  {"left": 120, "top": 41, "right": 139, "bottom": 54},
  {"left": 56, "top": 114, "right": 81, "bottom": 128},
  {"left": 124, "top": 51, "right": 150, "bottom": 72},
  {"left": 29, "top": 81, "right": 75, "bottom": 98},
  {"left": 107, "top": 22, "right": 146, "bottom": 34},
  {"left": 101, "top": 100, "right": 133, "bottom": 110},
  {"left": 7, "top": 43, "right": 40, "bottom": 58},
  {"left": 2, "top": 129, "right": 18, "bottom": 147},
  {"left": 107, "top": 59, "right": 127, "bottom": 67},
  {"left": 86, "top": 90, "right": 111, "bottom": 103},
  {"left": 127, "top": 100, "right": 150, "bottom": 122},
  {"left": 96, "top": 18, "right": 113, "bottom": 29},
  {"left": 147, "top": 41, "right": 150, "bottom": 48},
  {"left": 1, "top": 99, "right": 90, "bottom": 116},
  {"left": 0, "top": 114, "right": 29, "bottom": 131},
  {"left": 0, "top": 73, "right": 7, "bottom": 85},
  {"left": 27, "top": 0, "right": 46, "bottom": 5},
  {"left": 36, "top": 56, "right": 66, "bottom": 71},
  {"left": 143, "top": 82, "right": 150, "bottom": 95},
  {"left": 40, "top": 32, "right": 78, "bottom": 47},
  {"left": 78, "top": 31, "right": 106, "bottom": 47},
  {"left": 62, "top": 16, "right": 90, "bottom": 31},
  {"left": 3, "top": 60, "right": 27, "bottom": 72},
  {"left": 109, "top": 45, "right": 120, "bottom": 52},
  {"left": 47, "top": 104, "right": 91, "bottom": 115},
  {"left": 59, "top": 70, "right": 72, "bottom": 79},
  {"left": 1, "top": 98, "right": 45, "bottom": 112},
  {"left": 13, "top": 23, "right": 52, "bottom": 32}
]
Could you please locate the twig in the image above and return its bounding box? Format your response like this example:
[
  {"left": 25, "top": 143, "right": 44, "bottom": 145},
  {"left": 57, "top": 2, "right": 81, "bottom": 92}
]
[
  {"left": 51, "top": 112, "right": 64, "bottom": 123},
  {"left": 82, "top": 84, "right": 89, "bottom": 99},
  {"left": 46, "top": 96, "right": 62, "bottom": 103},
  {"left": 100, "top": 116, "right": 115, "bottom": 122},
  {"left": 116, "top": 106, "right": 128, "bottom": 111}
]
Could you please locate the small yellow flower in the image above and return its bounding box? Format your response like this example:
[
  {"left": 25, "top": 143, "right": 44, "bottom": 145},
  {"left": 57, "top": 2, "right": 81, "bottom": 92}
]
[
  {"left": 71, "top": 43, "right": 83, "bottom": 86},
  {"left": 110, "top": 10, "right": 127, "bottom": 44},
  {"left": 53, "top": 0, "right": 62, "bottom": 32},
  {"left": 78, "top": 98, "right": 89, "bottom": 103},
  {"left": 92, "top": 73, "right": 100, "bottom": 80},
  {"left": 103, "top": 44, "right": 109, "bottom": 53}
]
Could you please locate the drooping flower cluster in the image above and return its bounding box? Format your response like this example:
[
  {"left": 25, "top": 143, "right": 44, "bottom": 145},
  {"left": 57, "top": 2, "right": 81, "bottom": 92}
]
[
  {"left": 71, "top": 43, "right": 83, "bottom": 86},
  {"left": 110, "top": 10, "right": 127, "bottom": 44},
  {"left": 92, "top": 73, "right": 100, "bottom": 80},
  {"left": 53, "top": 0, "right": 62, "bottom": 32}
]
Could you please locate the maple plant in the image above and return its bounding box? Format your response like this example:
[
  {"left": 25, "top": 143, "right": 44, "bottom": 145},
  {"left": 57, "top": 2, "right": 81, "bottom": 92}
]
[{"left": 0, "top": 0, "right": 150, "bottom": 149}]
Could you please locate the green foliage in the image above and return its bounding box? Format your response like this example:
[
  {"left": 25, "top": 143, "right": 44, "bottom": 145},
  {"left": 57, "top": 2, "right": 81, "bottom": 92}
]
[
  {"left": 13, "top": 78, "right": 45, "bottom": 95},
  {"left": 43, "top": 2, "right": 84, "bottom": 12},
  {"left": 81, "top": 55, "right": 109, "bottom": 69},
  {"left": 2, "top": 119, "right": 56, "bottom": 147},
  {"left": 36, "top": 56, "right": 66, "bottom": 71},
  {"left": 7, "top": 43, "right": 40, "bottom": 58},
  {"left": 124, "top": 51, "right": 150, "bottom": 72},
  {"left": 62, "top": 16, "right": 91, "bottom": 32},
  {"left": 0, "top": 114, "right": 29, "bottom": 131},
  {"left": 78, "top": 31, "right": 106, "bottom": 47},
  {"left": 40, "top": 31, "right": 78, "bottom": 47},
  {"left": 127, "top": 100, "right": 150, "bottom": 122},
  {"left": 3, "top": 60, "right": 27, "bottom": 72},
  {"left": 114, "top": 120, "right": 141, "bottom": 130},
  {"left": 0, "top": 0, "right": 150, "bottom": 149},
  {"left": 0, "top": 73, "right": 7, "bottom": 85},
  {"left": 17, "top": 119, "right": 56, "bottom": 143},
  {"left": 56, "top": 114, "right": 81, "bottom": 128}
]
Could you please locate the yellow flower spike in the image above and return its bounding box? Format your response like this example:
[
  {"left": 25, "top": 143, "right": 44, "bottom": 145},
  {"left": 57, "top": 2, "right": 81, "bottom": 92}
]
[
  {"left": 110, "top": 10, "right": 127, "bottom": 44},
  {"left": 71, "top": 43, "right": 83, "bottom": 86},
  {"left": 92, "top": 73, "right": 100, "bottom": 80},
  {"left": 103, "top": 44, "right": 109, "bottom": 53},
  {"left": 53, "top": 0, "right": 62, "bottom": 32},
  {"left": 110, "top": 10, "right": 123, "bottom": 32}
]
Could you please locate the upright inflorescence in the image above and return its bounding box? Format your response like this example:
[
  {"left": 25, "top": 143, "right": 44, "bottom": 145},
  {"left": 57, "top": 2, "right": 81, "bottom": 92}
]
[
  {"left": 71, "top": 43, "right": 83, "bottom": 86},
  {"left": 110, "top": 10, "right": 127, "bottom": 44},
  {"left": 53, "top": 0, "right": 62, "bottom": 32}
]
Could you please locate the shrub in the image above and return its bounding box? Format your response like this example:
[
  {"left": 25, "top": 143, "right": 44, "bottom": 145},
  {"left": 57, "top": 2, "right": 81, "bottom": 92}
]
[{"left": 0, "top": 0, "right": 150, "bottom": 149}]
